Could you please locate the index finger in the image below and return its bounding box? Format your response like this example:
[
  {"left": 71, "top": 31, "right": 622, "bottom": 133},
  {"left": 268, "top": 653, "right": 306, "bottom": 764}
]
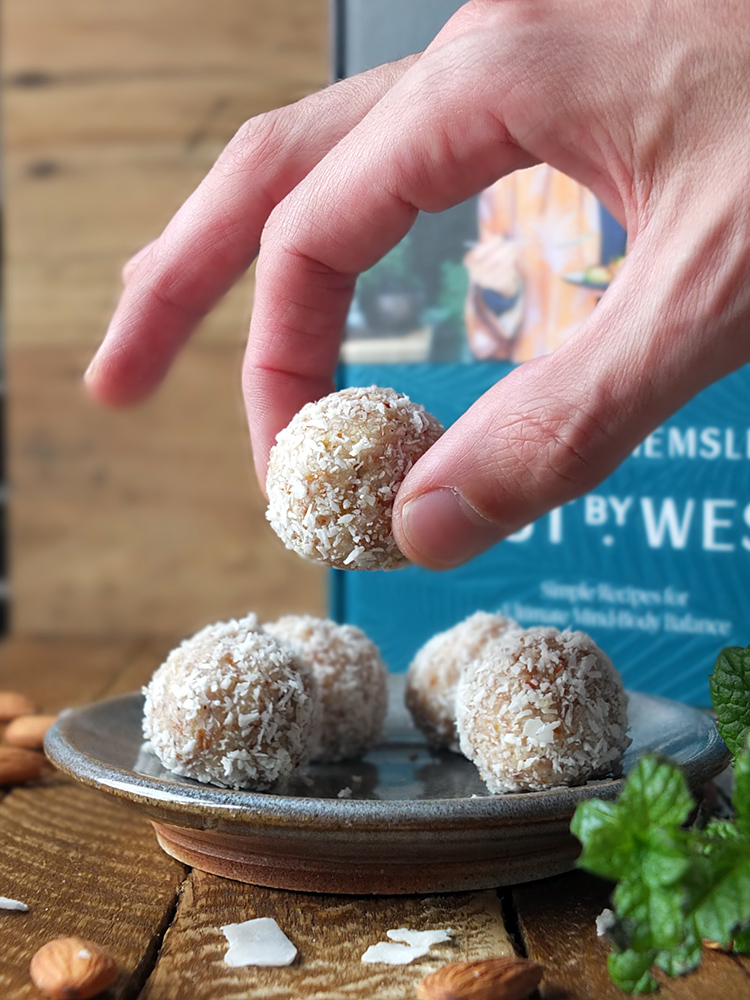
[
  {"left": 245, "top": 33, "right": 534, "bottom": 482},
  {"left": 84, "top": 57, "right": 419, "bottom": 406}
]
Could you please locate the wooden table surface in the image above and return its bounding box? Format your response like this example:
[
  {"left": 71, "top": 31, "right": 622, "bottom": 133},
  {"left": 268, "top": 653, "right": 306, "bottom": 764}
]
[{"left": 0, "top": 638, "right": 748, "bottom": 1000}]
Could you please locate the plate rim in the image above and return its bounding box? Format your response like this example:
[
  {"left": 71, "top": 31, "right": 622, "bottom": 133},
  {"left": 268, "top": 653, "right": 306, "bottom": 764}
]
[{"left": 45, "top": 689, "right": 730, "bottom": 834}]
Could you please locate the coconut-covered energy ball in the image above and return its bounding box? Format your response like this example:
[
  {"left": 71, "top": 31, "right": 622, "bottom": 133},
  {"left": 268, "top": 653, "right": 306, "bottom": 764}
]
[
  {"left": 456, "top": 627, "right": 630, "bottom": 793},
  {"left": 265, "top": 386, "right": 444, "bottom": 571},
  {"left": 143, "top": 617, "right": 319, "bottom": 789},
  {"left": 405, "top": 611, "right": 520, "bottom": 751},
  {"left": 263, "top": 615, "right": 388, "bottom": 762}
]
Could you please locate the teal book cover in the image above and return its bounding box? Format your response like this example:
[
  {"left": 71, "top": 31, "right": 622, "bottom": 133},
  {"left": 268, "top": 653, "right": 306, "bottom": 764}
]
[{"left": 331, "top": 0, "right": 750, "bottom": 705}]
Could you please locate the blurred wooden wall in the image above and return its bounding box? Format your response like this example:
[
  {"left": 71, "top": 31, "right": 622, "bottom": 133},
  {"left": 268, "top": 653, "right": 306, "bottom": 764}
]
[{"left": 3, "top": 0, "right": 328, "bottom": 636}]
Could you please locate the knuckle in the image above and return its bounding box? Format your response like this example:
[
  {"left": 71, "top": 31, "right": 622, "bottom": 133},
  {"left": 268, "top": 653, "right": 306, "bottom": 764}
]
[
  {"left": 484, "top": 398, "right": 609, "bottom": 511},
  {"left": 219, "top": 109, "right": 284, "bottom": 176}
]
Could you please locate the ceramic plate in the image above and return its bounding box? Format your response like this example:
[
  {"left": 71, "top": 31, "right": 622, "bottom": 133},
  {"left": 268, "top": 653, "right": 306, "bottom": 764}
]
[{"left": 45, "top": 677, "right": 729, "bottom": 894}]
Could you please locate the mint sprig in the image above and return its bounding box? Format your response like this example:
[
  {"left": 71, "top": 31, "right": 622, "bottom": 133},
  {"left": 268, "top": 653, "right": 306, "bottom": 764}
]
[{"left": 571, "top": 643, "right": 750, "bottom": 994}]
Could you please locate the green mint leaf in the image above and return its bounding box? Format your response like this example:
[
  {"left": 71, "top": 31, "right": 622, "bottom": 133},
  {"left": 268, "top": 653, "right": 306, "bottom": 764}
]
[
  {"left": 619, "top": 754, "right": 695, "bottom": 831},
  {"left": 689, "top": 834, "right": 750, "bottom": 946},
  {"left": 733, "top": 925, "right": 750, "bottom": 953},
  {"left": 608, "top": 949, "right": 659, "bottom": 994},
  {"left": 733, "top": 740, "right": 750, "bottom": 837},
  {"left": 709, "top": 646, "right": 750, "bottom": 757},
  {"left": 614, "top": 874, "right": 686, "bottom": 951},
  {"left": 572, "top": 755, "right": 693, "bottom": 883},
  {"left": 640, "top": 828, "right": 692, "bottom": 890},
  {"left": 652, "top": 931, "right": 702, "bottom": 978},
  {"left": 571, "top": 798, "right": 633, "bottom": 880}
]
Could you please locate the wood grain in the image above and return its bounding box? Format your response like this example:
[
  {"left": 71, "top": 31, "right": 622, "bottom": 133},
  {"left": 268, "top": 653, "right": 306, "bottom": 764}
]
[
  {"left": 0, "top": 638, "right": 187, "bottom": 999},
  {"left": 0, "top": 778, "right": 186, "bottom": 999},
  {"left": 139, "top": 876, "right": 515, "bottom": 1000},
  {"left": 4, "top": 0, "right": 328, "bottom": 635},
  {"left": 514, "top": 870, "right": 750, "bottom": 1000},
  {"left": 0, "top": 636, "right": 144, "bottom": 710}
]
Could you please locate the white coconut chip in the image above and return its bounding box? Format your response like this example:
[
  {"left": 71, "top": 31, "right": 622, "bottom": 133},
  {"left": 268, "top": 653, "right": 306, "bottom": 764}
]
[
  {"left": 361, "top": 928, "right": 453, "bottom": 965},
  {"left": 596, "top": 908, "right": 617, "bottom": 937},
  {"left": 0, "top": 897, "right": 28, "bottom": 912},
  {"left": 222, "top": 917, "right": 297, "bottom": 967}
]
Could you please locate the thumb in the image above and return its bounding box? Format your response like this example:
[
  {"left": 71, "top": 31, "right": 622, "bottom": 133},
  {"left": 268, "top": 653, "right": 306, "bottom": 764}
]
[{"left": 392, "top": 212, "right": 750, "bottom": 568}]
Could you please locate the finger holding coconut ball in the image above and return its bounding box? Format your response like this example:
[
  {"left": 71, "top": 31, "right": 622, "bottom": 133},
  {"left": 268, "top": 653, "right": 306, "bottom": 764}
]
[
  {"left": 265, "top": 386, "right": 444, "bottom": 571},
  {"left": 456, "top": 627, "right": 631, "bottom": 793},
  {"left": 405, "top": 611, "right": 520, "bottom": 752},
  {"left": 143, "top": 616, "right": 319, "bottom": 790},
  {"left": 264, "top": 615, "right": 388, "bottom": 762}
]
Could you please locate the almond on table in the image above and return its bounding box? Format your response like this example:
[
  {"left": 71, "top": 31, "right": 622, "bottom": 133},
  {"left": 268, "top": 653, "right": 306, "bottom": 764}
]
[
  {"left": 0, "top": 691, "right": 38, "bottom": 722},
  {"left": 29, "top": 936, "right": 118, "bottom": 999},
  {"left": 416, "top": 957, "right": 544, "bottom": 1000},
  {"left": 4, "top": 714, "right": 59, "bottom": 749}
]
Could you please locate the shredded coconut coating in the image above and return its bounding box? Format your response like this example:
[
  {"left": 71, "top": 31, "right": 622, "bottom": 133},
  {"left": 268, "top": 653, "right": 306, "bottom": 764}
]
[
  {"left": 265, "top": 386, "right": 444, "bottom": 571},
  {"left": 456, "top": 627, "right": 631, "bottom": 793},
  {"left": 405, "top": 612, "right": 520, "bottom": 751},
  {"left": 263, "top": 614, "right": 388, "bottom": 762},
  {"left": 143, "top": 616, "right": 319, "bottom": 789}
]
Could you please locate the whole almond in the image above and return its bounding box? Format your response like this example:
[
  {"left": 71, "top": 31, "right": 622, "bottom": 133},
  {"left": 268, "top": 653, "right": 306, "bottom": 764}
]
[
  {"left": 0, "top": 691, "right": 38, "bottom": 722},
  {"left": 416, "top": 956, "right": 544, "bottom": 1000},
  {"left": 30, "top": 936, "right": 118, "bottom": 999},
  {"left": 4, "top": 714, "right": 58, "bottom": 750},
  {"left": 0, "top": 747, "right": 49, "bottom": 786}
]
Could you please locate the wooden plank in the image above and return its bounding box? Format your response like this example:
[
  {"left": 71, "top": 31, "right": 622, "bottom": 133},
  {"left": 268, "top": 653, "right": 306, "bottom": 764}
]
[
  {"left": 3, "top": 0, "right": 328, "bottom": 82},
  {"left": 514, "top": 870, "right": 750, "bottom": 999},
  {"left": 4, "top": 0, "right": 330, "bottom": 635},
  {"left": 4, "top": 0, "right": 329, "bottom": 353},
  {"left": 0, "top": 777, "right": 186, "bottom": 999},
  {"left": 8, "top": 344, "right": 326, "bottom": 637},
  {"left": 139, "top": 875, "right": 515, "bottom": 1000},
  {"left": 4, "top": 141, "right": 257, "bottom": 350},
  {"left": 0, "top": 637, "right": 144, "bottom": 710},
  {"left": 0, "top": 640, "right": 188, "bottom": 998}
]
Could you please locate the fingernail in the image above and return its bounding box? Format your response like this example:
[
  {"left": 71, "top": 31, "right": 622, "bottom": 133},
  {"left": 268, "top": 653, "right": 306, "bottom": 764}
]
[{"left": 400, "top": 488, "right": 503, "bottom": 568}]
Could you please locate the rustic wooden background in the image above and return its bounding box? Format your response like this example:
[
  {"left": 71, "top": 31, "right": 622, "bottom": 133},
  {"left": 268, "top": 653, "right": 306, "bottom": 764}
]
[{"left": 4, "top": 0, "right": 328, "bottom": 638}]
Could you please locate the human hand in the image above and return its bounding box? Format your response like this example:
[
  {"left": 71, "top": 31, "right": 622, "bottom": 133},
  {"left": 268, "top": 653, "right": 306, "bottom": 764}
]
[{"left": 86, "top": 0, "right": 750, "bottom": 569}]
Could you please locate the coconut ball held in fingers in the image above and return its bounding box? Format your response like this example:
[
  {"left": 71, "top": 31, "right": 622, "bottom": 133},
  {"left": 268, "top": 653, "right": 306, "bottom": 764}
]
[{"left": 265, "top": 386, "right": 444, "bottom": 571}]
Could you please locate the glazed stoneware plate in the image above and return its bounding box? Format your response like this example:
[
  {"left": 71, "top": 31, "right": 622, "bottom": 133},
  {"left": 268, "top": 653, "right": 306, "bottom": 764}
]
[{"left": 45, "top": 676, "right": 729, "bottom": 895}]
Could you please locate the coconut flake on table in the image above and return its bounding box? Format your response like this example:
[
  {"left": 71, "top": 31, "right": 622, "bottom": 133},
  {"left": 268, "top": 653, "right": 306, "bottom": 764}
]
[
  {"left": 0, "top": 897, "right": 28, "bottom": 912},
  {"left": 265, "top": 386, "right": 444, "bottom": 571},
  {"left": 596, "top": 908, "right": 617, "bottom": 937},
  {"left": 361, "top": 928, "right": 453, "bottom": 965},
  {"left": 222, "top": 917, "right": 297, "bottom": 967}
]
